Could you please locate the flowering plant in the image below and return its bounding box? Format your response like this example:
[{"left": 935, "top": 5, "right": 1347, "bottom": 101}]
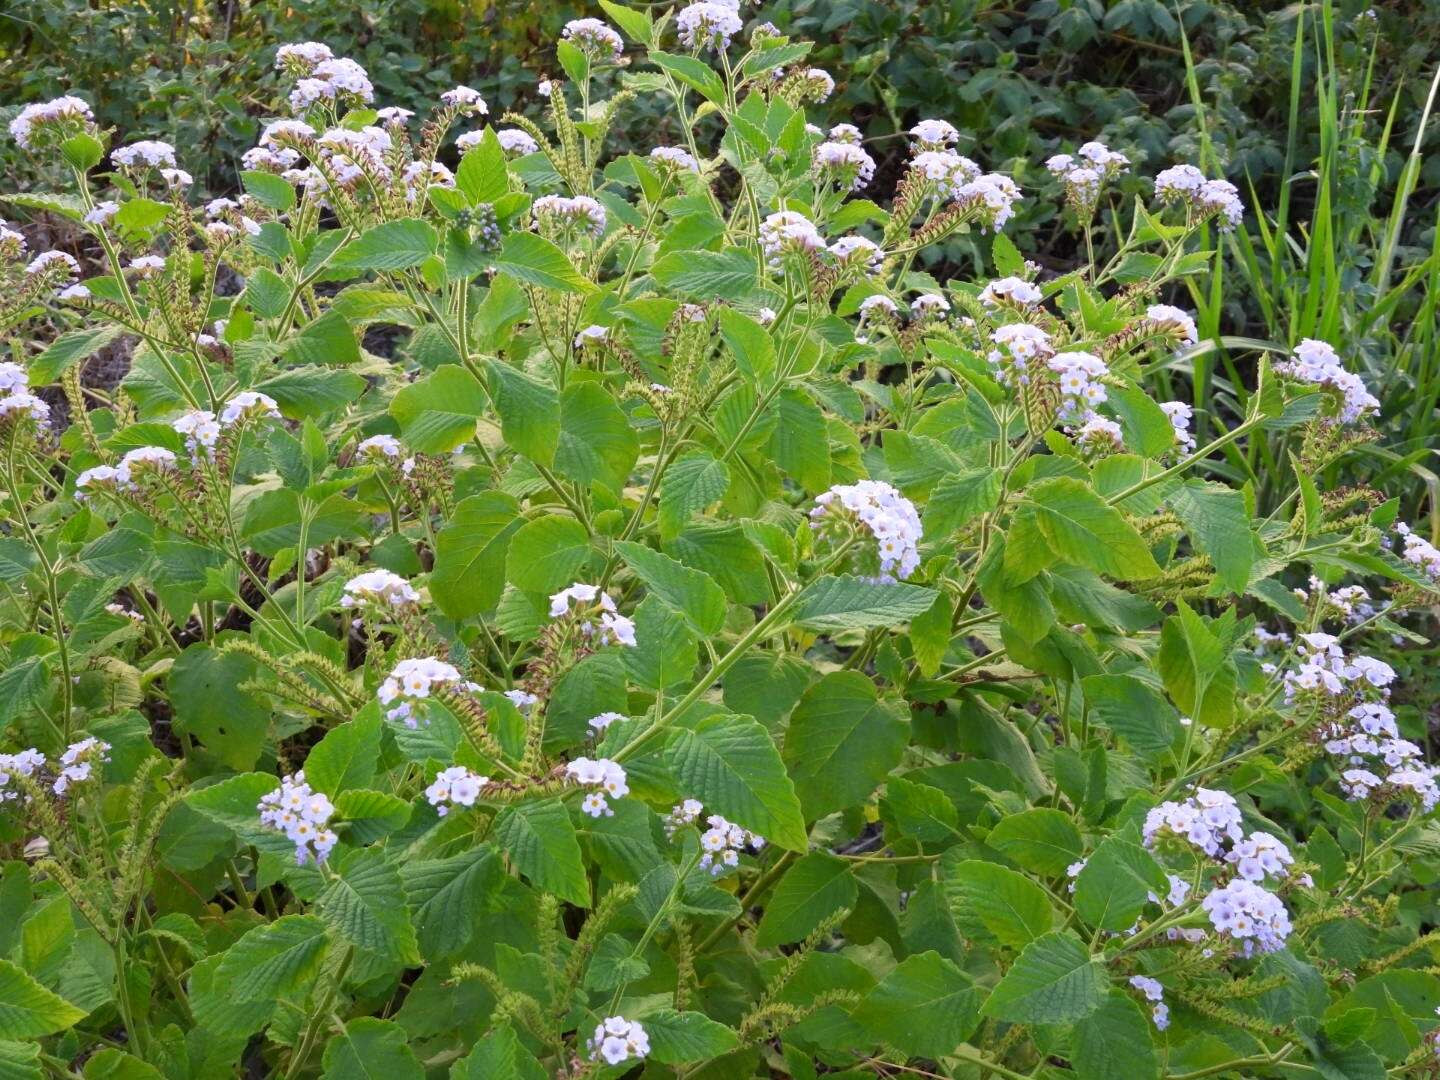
[{"left": 1, "top": 6, "right": 1438, "bottom": 1078}]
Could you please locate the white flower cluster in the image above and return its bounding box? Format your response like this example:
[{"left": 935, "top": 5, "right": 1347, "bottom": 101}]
[
  {"left": 563, "top": 18, "right": 624, "bottom": 60},
  {"left": 53, "top": 738, "right": 109, "bottom": 796},
  {"left": 665, "top": 797, "right": 705, "bottom": 837},
  {"left": 588, "top": 1016, "right": 649, "bottom": 1066},
  {"left": 171, "top": 409, "right": 221, "bottom": 455},
  {"left": 276, "top": 41, "right": 334, "bottom": 69},
  {"left": 1129, "top": 975, "right": 1169, "bottom": 1031},
  {"left": 1325, "top": 700, "right": 1439, "bottom": 811},
  {"left": 494, "top": 129, "right": 539, "bottom": 156},
  {"left": 813, "top": 140, "right": 876, "bottom": 191},
  {"left": 1143, "top": 787, "right": 1246, "bottom": 858},
  {"left": 810, "top": 480, "right": 922, "bottom": 582},
  {"left": 910, "top": 294, "right": 950, "bottom": 319},
  {"left": 257, "top": 771, "right": 339, "bottom": 865},
  {"left": 909, "top": 148, "right": 982, "bottom": 195},
  {"left": 565, "top": 757, "right": 629, "bottom": 817},
  {"left": 979, "top": 276, "right": 1042, "bottom": 309},
  {"left": 0, "top": 362, "right": 26, "bottom": 395},
  {"left": 25, "top": 250, "right": 81, "bottom": 292},
  {"left": 1280, "top": 632, "right": 1395, "bottom": 701},
  {"left": 74, "top": 446, "right": 178, "bottom": 501},
  {"left": 357, "top": 433, "right": 416, "bottom": 475},
  {"left": 574, "top": 324, "right": 608, "bottom": 348},
  {"left": 549, "top": 583, "right": 637, "bottom": 647},
  {"left": 955, "top": 173, "right": 1022, "bottom": 231},
  {"left": 1292, "top": 577, "right": 1376, "bottom": 624},
  {"left": 1160, "top": 401, "right": 1196, "bottom": 454},
  {"left": 377, "top": 657, "right": 468, "bottom": 727},
  {"left": 533, "top": 194, "right": 606, "bottom": 238},
  {"left": 986, "top": 323, "right": 1053, "bottom": 387},
  {"left": 828, "top": 235, "right": 884, "bottom": 275},
  {"left": 112, "top": 140, "right": 177, "bottom": 171},
  {"left": 676, "top": 2, "right": 743, "bottom": 50},
  {"left": 0, "top": 748, "right": 45, "bottom": 803},
  {"left": 1145, "top": 304, "right": 1198, "bottom": 347},
  {"left": 0, "top": 391, "right": 51, "bottom": 428},
  {"left": 1046, "top": 140, "right": 1129, "bottom": 214},
  {"left": 288, "top": 56, "right": 374, "bottom": 113},
  {"left": 1154, "top": 164, "right": 1244, "bottom": 230},
  {"left": 650, "top": 145, "right": 699, "bottom": 173},
  {"left": 760, "top": 210, "right": 824, "bottom": 267},
  {"left": 699, "top": 813, "right": 766, "bottom": 875},
  {"left": 8, "top": 95, "right": 93, "bottom": 150},
  {"left": 439, "top": 86, "right": 488, "bottom": 115},
  {"left": 1048, "top": 350, "right": 1109, "bottom": 422},
  {"left": 1395, "top": 522, "right": 1440, "bottom": 581},
  {"left": 219, "top": 391, "right": 281, "bottom": 427},
  {"left": 424, "top": 766, "right": 488, "bottom": 816},
  {"left": 909, "top": 118, "right": 959, "bottom": 151},
  {"left": 1075, "top": 414, "right": 1123, "bottom": 455},
  {"left": 1200, "top": 878, "right": 1292, "bottom": 957},
  {"left": 588, "top": 711, "right": 625, "bottom": 733},
  {"left": 341, "top": 569, "right": 421, "bottom": 611},
  {"left": 1224, "top": 831, "right": 1295, "bottom": 884},
  {"left": 1274, "top": 339, "right": 1379, "bottom": 423}
]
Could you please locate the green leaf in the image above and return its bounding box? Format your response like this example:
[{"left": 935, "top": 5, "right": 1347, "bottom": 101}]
[
  {"left": 0, "top": 958, "right": 86, "bottom": 1038},
  {"left": 390, "top": 364, "right": 487, "bottom": 453},
  {"left": 1029, "top": 477, "right": 1160, "bottom": 580},
  {"left": 257, "top": 366, "right": 367, "bottom": 418},
  {"left": 456, "top": 128, "right": 509, "bottom": 205},
  {"left": 882, "top": 776, "right": 963, "bottom": 844},
  {"left": 169, "top": 644, "right": 269, "bottom": 771},
  {"left": 305, "top": 711, "right": 382, "bottom": 796},
  {"left": 284, "top": 309, "right": 361, "bottom": 367},
  {"left": 1168, "top": 479, "right": 1260, "bottom": 594},
  {"left": 450, "top": 1023, "right": 546, "bottom": 1080},
  {"left": 1073, "top": 834, "right": 1167, "bottom": 931},
  {"left": 1108, "top": 385, "right": 1178, "bottom": 460},
  {"left": 213, "top": 915, "right": 329, "bottom": 1003},
  {"left": 555, "top": 382, "right": 639, "bottom": 492},
  {"left": 402, "top": 847, "right": 503, "bottom": 959},
  {"left": 756, "top": 852, "right": 857, "bottom": 946},
  {"left": 582, "top": 934, "right": 650, "bottom": 991},
  {"left": 658, "top": 451, "right": 731, "bottom": 540},
  {"left": 506, "top": 515, "right": 591, "bottom": 593},
  {"left": 768, "top": 387, "right": 830, "bottom": 492},
  {"left": 665, "top": 713, "right": 807, "bottom": 851},
  {"left": 942, "top": 856, "right": 1054, "bottom": 948},
  {"left": 781, "top": 671, "right": 908, "bottom": 819},
  {"left": 61, "top": 132, "right": 104, "bottom": 171},
  {"left": 0, "top": 1039, "right": 42, "bottom": 1080},
  {"left": 792, "top": 574, "right": 938, "bottom": 632},
  {"left": 494, "top": 232, "right": 592, "bottom": 293},
  {"left": 335, "top": 219, "right": 438, "bottom": 271},
  {"left": 599, "top": 0, "right": 654, "bottom": 44},
  {"left": 614, "top": 541, "right": 726, "bottom": 636},
  {"left": 923, "top": 468, "right": 1002, "bottom": 540},
  {"left": 651, "top": 247, "right": 759, "bottom": 301},
  {"left": 81, "top": 1049, "right": 164, "bottom": 1080},
  {"left": 717, "top": 308, "right": 775, "bottom": 382},
  {"left": 30, "top": 325, "right": 124, "bottom": 385},
  {"left": 643, "top": 1009, "right": 741, "bottom": 1064},
  {"left": 321, "top": 1018, "right": 422, "bottom": 1080},
  {"left": 986, "top": 808, "right": 1083, "bottom": 877},
  {"left": 1080, "top": 673, "right": 1179, "bottom": 759},
  {"left": 431, "top": 492, "right": 522, "bottom": 618},
  {"left": 982, "top": 930, "right": 1109, "bottom": 1023},
  {"left": 647, "top": 51, "right": 727, "bottom": 104},
  {"left": 859, "top": 951, "right": 980, "bottom": 1059},
  {"left": 493, "top": 798, "right": 590, "bottom": 906},
  {"left": 486, "top": 360, "right": 559, "bottom": 465},
  {"left": 317, "top": 849, "right": 420, "bottom": 963},
  {"left": 1072, "top": 991, "right": 1159, "bottom": 1080},
  {"left": 242, "top": 170, "right": 298, "bottom": 213}
]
